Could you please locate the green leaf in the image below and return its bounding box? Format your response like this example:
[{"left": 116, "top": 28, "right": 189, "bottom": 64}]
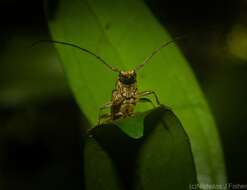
[
  {"left": 112, "top": 109, "right": 152, "bottom": 139},
  {"left": 84, "top": 138, "right": 124, "bottom": 190},
  {"left": 88, "top": 107, "right": 197, "bottom": 190},
  {"left": 46, "top": 0, "right": 226, "bottom": 185}
]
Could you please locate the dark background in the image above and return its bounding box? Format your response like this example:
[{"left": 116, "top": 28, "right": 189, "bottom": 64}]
[{"left": 0, "top": 0, "right": 246, "bottom": 189}]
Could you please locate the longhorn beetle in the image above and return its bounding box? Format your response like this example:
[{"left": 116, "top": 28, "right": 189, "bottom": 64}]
[{"left": 33, "top": 37, "right": 182, "bottom": 124}]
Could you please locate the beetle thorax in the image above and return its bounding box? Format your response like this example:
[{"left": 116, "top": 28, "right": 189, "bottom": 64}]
[{"left": 116, "top": 80, "right": 137, "bottom": 98}]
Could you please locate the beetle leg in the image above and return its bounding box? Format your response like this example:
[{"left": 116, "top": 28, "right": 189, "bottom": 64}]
[
  {"left": 115, "top": 112, "right": 124, "bottom": 118},
  {"left": 138, "top": 97, "right": 156, "bottom": 107},
  {"left": 137, "top": 90, "right": 160, "bottom": 105},
  {"left": 98, "top": 102, "right": 112, "bottom": 125}
]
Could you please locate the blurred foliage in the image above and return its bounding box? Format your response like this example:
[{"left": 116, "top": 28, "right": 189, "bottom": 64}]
[
  {"left": 0, "top": 0, "right": 246, "bottom": 189},
  {"left": 227, "top": 24, "right": 247, "bottom": 61},
  {"left": 0, "top": 35, "right": 69, "bottom": 107}
]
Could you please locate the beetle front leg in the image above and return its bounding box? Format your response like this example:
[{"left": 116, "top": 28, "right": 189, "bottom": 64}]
[
  {"left": 98, "top": 102, "right": 112, "bottom": 125},
  {"left": 137, "top": 90, "right": 160, "bottom": 105}
]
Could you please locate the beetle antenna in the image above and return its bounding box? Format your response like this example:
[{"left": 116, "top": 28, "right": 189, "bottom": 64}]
[
  {"left": 135, "top": 36, "right": 185, "bottom": 71},
  {"left": 32, "top": 40, "right": 121, "bottom": 73}
]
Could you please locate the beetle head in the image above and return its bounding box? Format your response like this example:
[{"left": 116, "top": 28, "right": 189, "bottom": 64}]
[{"left": 119, "top": 70, "right": 136, "bottom": 85}]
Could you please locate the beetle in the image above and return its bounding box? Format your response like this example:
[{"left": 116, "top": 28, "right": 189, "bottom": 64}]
[{"left": 33, "top": 37, "right": 181, "bottom": 124}]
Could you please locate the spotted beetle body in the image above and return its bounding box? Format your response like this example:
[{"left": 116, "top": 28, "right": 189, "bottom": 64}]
[{"left": 33, "top": 38, "right": 181, "bottom": 124}]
